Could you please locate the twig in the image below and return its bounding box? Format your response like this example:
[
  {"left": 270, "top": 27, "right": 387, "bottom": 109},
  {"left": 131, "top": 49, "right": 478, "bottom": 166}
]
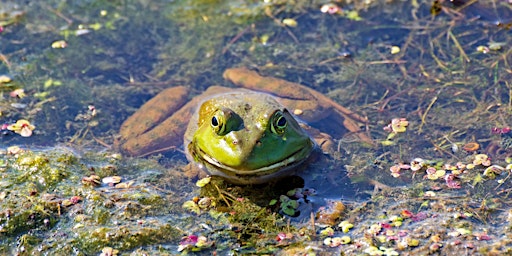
[
  {"left": 44, "top": 5, "right": 73, "bottom": 25},
  {"left": 0, "top": 54, "right": 11, "bottom": 69},
  {"left": 429, "top": 139, "right": 459, "bottom": 160},
  {"left": 448, "top": 30, "right": 470, "bottom": 63},
  {"left": 377, "top": 88, "right": 412, "bottom": 112},
  {"left": 366, "top": 60, "right": 407, "bottom": 65},
  {"left": 222, "top": 25, "right": 252, "bottom": 55},
  {"left": 283, "top": 26, "right": 299, "bottom": 44},
  {"left": 264, "top": 6, "right": 300, "bottom": 44},
  {"left": 137, "top": 146, "right": 180, "bottom": 158},
  {"left": 91, "top": 132, "right": 112, "bottom": 149},
  {"left": 310, "top": 211, "right": 316, "bottom": 238},
  {"left": 454, "top": 0, "right": 479, "bottom": 12},
  {"left": 418, "top": 95, "right": 437, "bottom": 134},
  {"left": 213, "top": 183, "right": 231, "bottom": 208}
]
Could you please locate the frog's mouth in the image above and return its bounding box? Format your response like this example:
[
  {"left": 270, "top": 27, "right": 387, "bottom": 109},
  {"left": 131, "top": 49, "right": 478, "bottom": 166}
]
[{"left": 190, "top": 142, "right": 315, "bottom": 184}]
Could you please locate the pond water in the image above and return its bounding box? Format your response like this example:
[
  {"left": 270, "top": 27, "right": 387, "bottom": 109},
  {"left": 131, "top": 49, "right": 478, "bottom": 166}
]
[{"left": 1, "top": 0, "right": 512, "bottom": 255}]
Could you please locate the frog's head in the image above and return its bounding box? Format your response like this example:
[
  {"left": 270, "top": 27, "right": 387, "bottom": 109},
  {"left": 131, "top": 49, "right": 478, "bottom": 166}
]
[{"left": 188, "top": 92, "right": 315, "bottom": 184}]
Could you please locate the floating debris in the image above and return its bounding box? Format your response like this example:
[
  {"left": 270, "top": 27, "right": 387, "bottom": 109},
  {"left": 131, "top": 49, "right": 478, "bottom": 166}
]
[
  {"left": 279, "top": 195, "right": 299, "bottom": 216},
  {"left": 491, "top": 127, "right": 510, "bottom": 134},
  {"left": 473, "top": 154, "right": 491, "bottom": 166},
  {"left": 81, "top": 175, "right": 101, "bottom": 186},
  {"left": 9, "top": 88, "right": 25, "bottom": 98},
  {"left": 10, "top": 103, "right": 27, "bottom": 109},
  {"left": 0, "top": 75, "right": 12, "bottom": 83},
  {"left": 320, "top": 4, "right": 342, "bottom": 15},
  {"left": 281, "top": 18, "right": 297, "bottom": 27},
  {"left": 114, "top": 180, "right": 134, "bottom": 188},
  {"left": 293, "top": 108, "right": 303, "bottom": 115},
  {"left": 275, "top": 232, "right": 293, "bottom": 242},
  {"left": 51, "top": 40, "right": 67, "bottom": 49},
  {"left": 462, "top": 142, "right": 479, "bottom": 152},
  {"left": 195, "top": 176, "right": 211, "bottom": 187},
  {"left": 316, "top": 200, "right": 346, "bottom": 226},
  {"left": 338, "top": 220, "right": 354, "bottom": 233},
  {"left": 385, "top": 118, "right": 409, "bottom": 134},
  {"left": 177, "top": 235, "right": 213, "bottom": 252},
  {"left": 182, "top": 200, "right": 201, "bottom": 215},
  {"left": 324, "top": 235, "right": 351, "bottom": 247},
  {"left": 61, "top": 196, "right": 82, "bottom": 207},
  {"left": 477, "top": 42, "right": 506, "bottom": 53},
  {"left": 102, "top": 175, "right": 122, "bottom": 185},
  {"left": 382, "top": 118, "right": 409, "bottom": 143},
  {"left": 75, "top": 28, "right": 91, "bottom": 36},
  {"left": 7, "top": 119, "right": 35, "bottom": 137},
  {"left": 99, "top": 247, "right": 118, "bottom": 256},
  {"left": 6, "top": 145, "right": 24, "bottom": 155},
  {"left": 391, "top": 46, "right": 401, "bottom": 54}
]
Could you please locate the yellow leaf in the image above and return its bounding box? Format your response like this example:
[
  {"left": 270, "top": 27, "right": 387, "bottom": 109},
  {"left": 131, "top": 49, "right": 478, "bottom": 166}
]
[
  {"left": 196, "top": 177, "right": 211, "bottom": 187},
  {"left": 282, "top": 18, "right": 297, "bottom": 27}
]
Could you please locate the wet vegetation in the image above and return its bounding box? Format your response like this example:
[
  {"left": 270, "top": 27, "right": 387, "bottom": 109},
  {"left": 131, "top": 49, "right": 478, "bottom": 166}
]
[{"left": 1, "top": 0, "right": 512, "bottom": 254}]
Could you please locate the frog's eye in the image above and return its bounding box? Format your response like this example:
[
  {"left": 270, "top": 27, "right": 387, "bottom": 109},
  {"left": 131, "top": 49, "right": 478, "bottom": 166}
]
[
  {"left": 211, "top": 111, "right": 226, "bottom": 135},
  {"left": 271, "top": 111, "right": 287, "bottom": 135},
  {"left": 211, "top": 108, "right": 243, "bottom": 135}
]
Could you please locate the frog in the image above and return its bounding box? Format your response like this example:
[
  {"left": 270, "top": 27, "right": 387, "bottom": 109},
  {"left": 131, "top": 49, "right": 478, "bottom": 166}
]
[{"left": 117, "top": 67, "right": 372, "bottom": 184}]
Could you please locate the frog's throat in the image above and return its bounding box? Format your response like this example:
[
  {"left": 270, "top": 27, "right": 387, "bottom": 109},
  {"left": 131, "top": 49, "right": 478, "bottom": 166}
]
[{"left": 189, "top": 142, "right": 315, "bottom": 182}]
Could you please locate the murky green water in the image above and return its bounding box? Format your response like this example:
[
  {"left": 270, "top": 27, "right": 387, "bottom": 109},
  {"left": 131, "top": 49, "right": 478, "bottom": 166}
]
[{"left": 1, "top": 0, "right": 512, "bottom": 255}]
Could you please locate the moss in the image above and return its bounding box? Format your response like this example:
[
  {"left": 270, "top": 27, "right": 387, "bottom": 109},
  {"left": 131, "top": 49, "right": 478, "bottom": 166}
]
[
  {"left": 0, "top": 147, "right": 188, "bottom": 254},
  {"left": 76, "top": 224, "right": 180, "bottom": 254},
  {"left": 91, "top": 208, "right": 111, "bottom": 225},
  {"left": 16, "top": 234, "right": 43, "bottom": 254}
]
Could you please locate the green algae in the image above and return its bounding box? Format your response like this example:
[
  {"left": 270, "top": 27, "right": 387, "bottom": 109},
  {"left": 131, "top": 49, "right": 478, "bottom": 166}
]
[
  {"left": 75, "top": 223, "right": 179, "bottom": 254},
  {"left": 0, "top": 149, "right": 185, "bottom": 255}
]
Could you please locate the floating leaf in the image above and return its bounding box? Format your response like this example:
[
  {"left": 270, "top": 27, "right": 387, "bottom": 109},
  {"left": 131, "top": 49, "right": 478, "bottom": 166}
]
[
  {"left": 7, "top": 119, "right": 35, "bottom": 137},
  {"left": 282, "top": 18, "right": 297, "bottom": 27},
  {"left": 9, "top": 89, "right": 25, "bottom": 98},
  {"left": 102, "top": 176, "right": 122, "bottom": 184},
  {"left": 51, "top": 40, "right": 67, "bottom": 49},
  {"left": 195, "top": 177, "right": 211, "bottom": 187},
  {"left": 391, "top": 46, "right": 401, "bottom": 54},
  {"left": 346, "top": 10, "right": 362, "bottom": 21},
  {"left": 338, "top": 220, "right": 354, "bottom": 233},
  {"left": 182, "top": 200, "right": 200, "bottom": 215},
  {"left": 0, "top": 75, "right": 12, "bottom": 83}
]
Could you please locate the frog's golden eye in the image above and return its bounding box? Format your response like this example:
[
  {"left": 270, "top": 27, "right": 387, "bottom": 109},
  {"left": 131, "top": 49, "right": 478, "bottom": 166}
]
[
  {"left": 211, "top": 111, "right": 226, "bottom": 135},
  {"left": 211, "top": 108, "right": 243, "bottom": 136},
  {"left": 271, "top": 111, "right": 287, "bottom": 135}
]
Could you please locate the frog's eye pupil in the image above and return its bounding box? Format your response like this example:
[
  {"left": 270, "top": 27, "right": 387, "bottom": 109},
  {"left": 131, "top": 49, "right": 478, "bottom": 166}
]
[
  {"left": 277, "top": 116, "right": 287, "bottom": 127},
  {"left": 211, "top": 111, "right": 227, "bottom": 135},
  {"left": 211, "top": 116, "right": 219, "bottom": 127},
  {"left": 271, "top": 111, "right": 287, "bottom": 135}
]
